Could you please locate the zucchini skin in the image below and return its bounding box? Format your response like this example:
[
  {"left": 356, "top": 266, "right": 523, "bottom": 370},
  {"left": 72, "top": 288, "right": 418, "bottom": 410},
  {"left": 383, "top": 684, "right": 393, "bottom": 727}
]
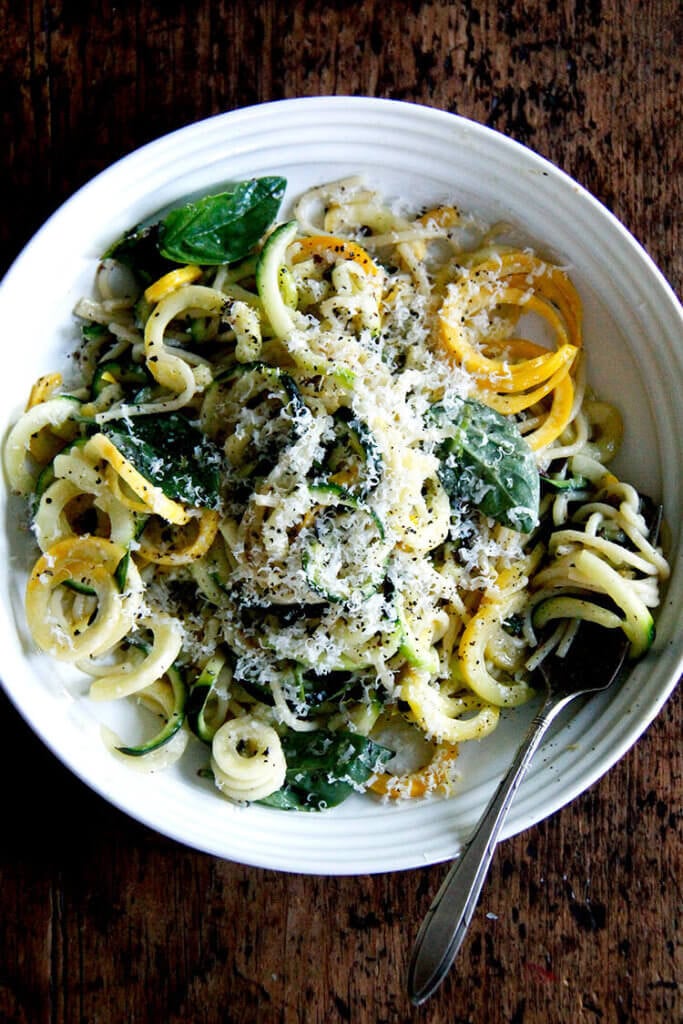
[
  {"left": 301, "top": 484, "right": 388, "bottom": 602},
  {"left": 116, "top": 666, "right": 186, "bottom": 757},
  {"left": 92, "top": 359, "right": 150, "bottom": 398},
  {"left": 186, "top": 655, "right": 231, "bottom": 743},
  {"left": 255, "top": 220, "right": 298, "bottom": 337},
  {"left": 312, "top": 407, "right": 383, "bottom": 498},
  {"left": 33, "top": 436, "right": 89, "bottom": 499}
]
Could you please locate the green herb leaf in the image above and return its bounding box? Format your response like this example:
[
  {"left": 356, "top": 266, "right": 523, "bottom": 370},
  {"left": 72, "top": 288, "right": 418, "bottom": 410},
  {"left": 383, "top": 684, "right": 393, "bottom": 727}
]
[
  {"left": 102, "top": 223, "right": 173, "bottom": 285},
  {"left": 435, "top": 398, "right": 539, "bottom": 533},
  {"left": 258, "top": 729, "right": 393, "bottom": 811},
  {"left": 158, "top": 177, "right": 287, "bottom": 265},
  {"left": 102, "top": 413, "right": 223, "bottom": 508},
  {"left": 540, "top": 472, "right": 589, "bottom": 493}
]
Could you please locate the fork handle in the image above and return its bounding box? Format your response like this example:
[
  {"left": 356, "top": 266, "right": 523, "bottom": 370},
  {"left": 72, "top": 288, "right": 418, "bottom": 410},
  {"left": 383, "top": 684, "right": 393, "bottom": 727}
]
[{"left": 408, "top": 693, "right": 566, "bottom": 1005}]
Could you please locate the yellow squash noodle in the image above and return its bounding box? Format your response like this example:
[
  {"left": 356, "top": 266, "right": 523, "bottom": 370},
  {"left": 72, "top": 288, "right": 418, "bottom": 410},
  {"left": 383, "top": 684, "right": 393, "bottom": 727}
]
[
  {"left": 400, "top": 668, "right": 501, "bottom": 742},
  {"left": 83, "top": 433, "right": 190, "bottom": 525},
  {"left": 137, "top": 509, "right": 221, "bottom": 565},
  {"left": 370, "top": 742, "right": 460, "bottom": 799},
  {"left": 25, "top": 536, "right": 143, "bottom": 661},
  {"left": 458, "top": 568, "right": 536, "bottom": 707}
]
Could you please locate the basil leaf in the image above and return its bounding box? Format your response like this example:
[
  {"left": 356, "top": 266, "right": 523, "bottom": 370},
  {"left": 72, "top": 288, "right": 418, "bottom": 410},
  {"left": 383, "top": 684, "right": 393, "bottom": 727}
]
[
  {"left": 103, "top": 413, "right": 223, "bottom": 508},
  {"left": 158, "top": 177, "right": 287, "bottom": 265},
  {"left": 259, "top": 729, "right": 393, "bottom": 812},
  {"left": 103, "top": 223, "right": 173, "bottom": 285},
  {"left": 435, "top": 398, "right": 539, "bottom": 533}
]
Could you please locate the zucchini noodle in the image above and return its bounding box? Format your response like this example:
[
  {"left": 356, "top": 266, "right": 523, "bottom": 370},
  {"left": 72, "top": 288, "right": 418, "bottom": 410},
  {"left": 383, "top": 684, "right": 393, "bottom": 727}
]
[{"left": 4, "top": 177, "right": 670, "bottom": 811}]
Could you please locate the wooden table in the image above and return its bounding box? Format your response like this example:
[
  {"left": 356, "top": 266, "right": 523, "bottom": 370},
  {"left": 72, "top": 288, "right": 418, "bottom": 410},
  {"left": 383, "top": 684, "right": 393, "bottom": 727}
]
[{"left": 1, "top": 3, "right": 681, "bottom": 1022}]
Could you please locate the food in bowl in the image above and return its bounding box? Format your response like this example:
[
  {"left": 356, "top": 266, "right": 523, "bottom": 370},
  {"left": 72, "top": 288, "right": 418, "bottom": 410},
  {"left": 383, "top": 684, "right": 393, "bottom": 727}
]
[{"left": 3, "top": 175, "right": 669, "bottom": 812}]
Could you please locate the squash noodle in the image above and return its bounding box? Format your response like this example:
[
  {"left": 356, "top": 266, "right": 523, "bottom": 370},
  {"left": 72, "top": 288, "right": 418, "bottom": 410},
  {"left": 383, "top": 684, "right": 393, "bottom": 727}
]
[{"left": 3, "top": 178, "right": 670, "bottom": 808}]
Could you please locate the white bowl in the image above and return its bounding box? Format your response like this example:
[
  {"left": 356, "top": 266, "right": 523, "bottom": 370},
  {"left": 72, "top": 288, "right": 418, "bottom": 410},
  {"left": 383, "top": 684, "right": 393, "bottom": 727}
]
[{"left": 1, "top": 97, "right": 681, "bottom": 875}]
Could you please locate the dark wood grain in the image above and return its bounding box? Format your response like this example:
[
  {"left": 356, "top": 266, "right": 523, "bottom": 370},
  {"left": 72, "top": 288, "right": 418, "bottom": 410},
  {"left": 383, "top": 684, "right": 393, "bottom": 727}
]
[{"left": 1, "top": 2, "right": 681, "bottom": 1022}]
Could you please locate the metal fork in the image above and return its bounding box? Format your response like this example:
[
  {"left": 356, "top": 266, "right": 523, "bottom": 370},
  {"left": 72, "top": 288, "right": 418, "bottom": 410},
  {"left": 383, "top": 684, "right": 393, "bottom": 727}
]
[{"left": 406, "top": 620, "right": 635, "bottom": 1006}]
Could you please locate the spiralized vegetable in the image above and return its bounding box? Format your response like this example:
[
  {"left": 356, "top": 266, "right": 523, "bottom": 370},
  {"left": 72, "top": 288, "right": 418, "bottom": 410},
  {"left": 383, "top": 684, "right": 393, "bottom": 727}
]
[{"left": 4, "top": 176, "right": 670, "bottom": 809}]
